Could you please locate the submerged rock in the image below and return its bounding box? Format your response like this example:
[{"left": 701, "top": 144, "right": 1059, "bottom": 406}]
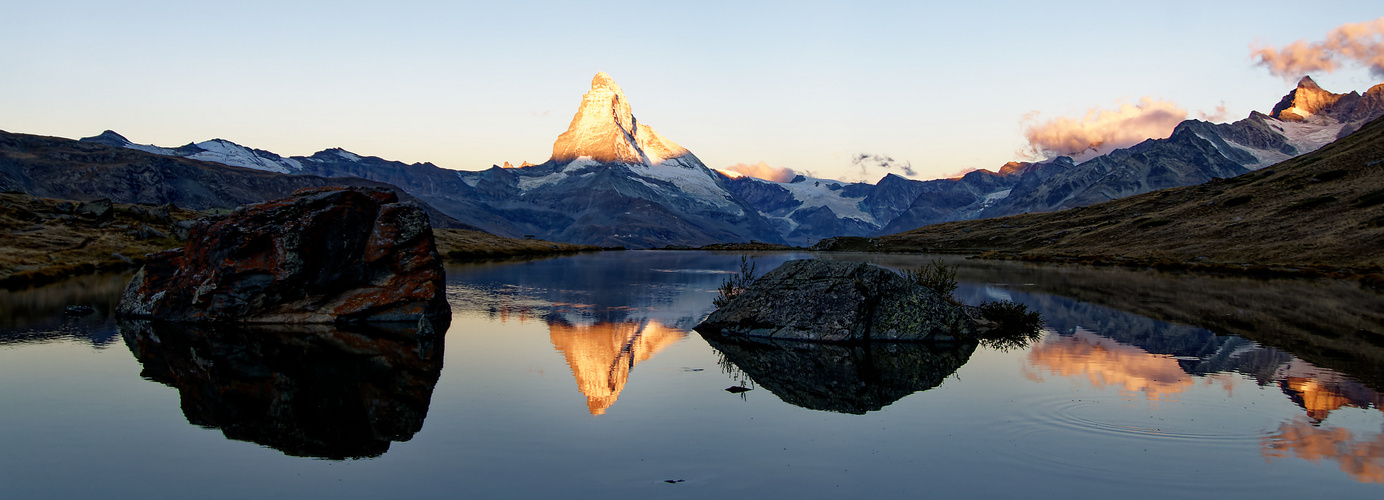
[
  {"left": 117, "top": 186, "right": 449, "bottom": 324},
  {"left": 696, "top": 259, "right": 974, "bottom": 342}
]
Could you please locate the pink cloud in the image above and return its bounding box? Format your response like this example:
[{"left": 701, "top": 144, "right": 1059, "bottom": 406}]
[
  {"left": 1252, "top": 18, "right": 1384, "bottom": 80},
  {"left": 1021, "top": 97, "right": 1188, "bottom": 162},
  {"left": 723, "top": 162, "right": 798, "bottom": 183}
]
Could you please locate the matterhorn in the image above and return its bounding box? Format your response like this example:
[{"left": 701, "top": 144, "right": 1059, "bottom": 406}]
[{"left": 446, "top": 72, "right": 783, "bottom": 247}]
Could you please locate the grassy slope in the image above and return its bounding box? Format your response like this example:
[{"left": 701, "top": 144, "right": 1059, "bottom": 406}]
[
  {"left": 433, "top": 228, "right": 601, "bottom": 260},
  {"left": 0, "top": 193, "right": 208, "bottom": 289},
  {"left": 0, "top": 193, "right": 601, "bottom": 290},
  {"left": 877, "top": 115, "right": 1384, "bottom": 277}
]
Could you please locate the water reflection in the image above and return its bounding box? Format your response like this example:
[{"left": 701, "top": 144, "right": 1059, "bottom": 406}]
[
  {"left": 446, "top": 252, "right": 811, "bottom": 415},
  {"left": 1273, "top": 359, "right": 1384, "bottom": 423},
  {"left": 1264, "top": 417, "right": 1384, "bottom": 484},
  {"left": 121, "top": 319, "right": 445, "bottom": 459},
  {"left": 1024, "top": 329, "right": 1195, "bottom": 401},
  {"left": 0, "top": 273, "right": 131, "bottom": 347},
  {"left": 549, "top": 319, "right": 686, "bottom": 415},
  {"left": 703, "top": 335, "right": 977, "bottom": 414}
]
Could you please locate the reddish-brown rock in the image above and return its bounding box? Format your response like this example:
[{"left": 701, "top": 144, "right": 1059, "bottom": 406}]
[{"left": 117, "top": 186, "right": 450, "bottom": 324}]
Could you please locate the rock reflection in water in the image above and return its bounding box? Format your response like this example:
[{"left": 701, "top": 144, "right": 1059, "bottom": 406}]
[
  {"left": 702, "top": 335, "right": 977, "bottom": 414},
  {"left": 120, "top": 319, "right": 445, "bottom": 459},
  {"left": 549, "top": 319, "right": 686, "bottom": 415}
]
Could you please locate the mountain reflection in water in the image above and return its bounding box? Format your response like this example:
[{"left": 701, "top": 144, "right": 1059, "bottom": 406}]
[
  {"left": 121, "top": 319, "right": 445, "bottom": 459},
  {"left": 999, "top": 285, "right": 1384, "bottom": 484},
  {"left": 445, "top": 253, "right": 813, "bottom": 415},
  {"left": 702, "top": 335, "right": 977, "bottom": 414},
  {"left": 548, "top": 319, "right": 686, "bottom": 415}
]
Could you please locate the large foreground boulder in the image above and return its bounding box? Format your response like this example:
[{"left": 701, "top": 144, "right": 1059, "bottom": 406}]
[
  {"left": 696, "top": 259, "right": 974, "bottom": 342},
  {"left": 117, "top": 187, "right": 450, "bottom": 323}
]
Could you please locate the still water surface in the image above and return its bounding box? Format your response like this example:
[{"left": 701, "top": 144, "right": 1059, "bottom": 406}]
[{"left": 2, "top": 251, "right": 1382, "bottom": 498}]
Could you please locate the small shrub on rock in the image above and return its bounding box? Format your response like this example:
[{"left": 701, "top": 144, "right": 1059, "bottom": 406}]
[
  {"left": 713, "top": 255, "right": 757, "bottom": 309},
  {"left": 904, "top": 258, "right": 958, "bottom": 302}
]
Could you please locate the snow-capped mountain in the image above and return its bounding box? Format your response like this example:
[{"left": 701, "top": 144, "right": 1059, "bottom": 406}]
[
  {"left": 981, "top": 77, "right": 1384, "bottom": 218},
  {"left": 718, "top": 169, "right": 1025, "bottom": 246},
  {"left": 78, "top": 75, "right": 1383, "bottom": 247},
  {"left": 81, "top": 131, "right": 307, "bottom": 174},
  {"left": 438, "top": 72, "right": 782, "bottom": 247}
]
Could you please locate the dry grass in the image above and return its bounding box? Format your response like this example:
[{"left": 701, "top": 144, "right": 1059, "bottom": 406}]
[
  {"left": 433, "top": 228, "right": 601, "bottom": 261},
  {"left": 0, "top": 193, "right": 206, "bottom": 289},
  {"left": 875, "top": 115, "right": 1384, "bottom": 282}
]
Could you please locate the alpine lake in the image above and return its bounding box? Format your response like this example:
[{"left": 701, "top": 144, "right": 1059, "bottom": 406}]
[{"left": 2, "top": 250, "right": 1383, "bottom": 499}]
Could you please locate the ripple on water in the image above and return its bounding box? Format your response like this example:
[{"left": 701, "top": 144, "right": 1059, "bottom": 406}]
[{"left": 969, "top": 390, "right": 1297, "bottom": 494}]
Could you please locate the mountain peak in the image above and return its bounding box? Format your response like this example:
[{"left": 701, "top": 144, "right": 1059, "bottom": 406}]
[
  {"left": 1271, "top": 75, "right": 1343, "bottom": 121},
  {"left": 591, "top": 71, "right": 618, "bottom": 91},
  {"left": 550, "top": 72, "right": 690, "bottom": 165},
  {"left": 79, "top": 130, "right": 133, "bottom": 147}
]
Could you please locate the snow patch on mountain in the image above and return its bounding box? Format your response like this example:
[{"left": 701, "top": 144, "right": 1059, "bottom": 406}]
[
  {"left": 183, "top": 139, "right": 303, "bottom": 174},
  {"left": 125, "top": 143, "right": 175, "bottom": 155},
  {"left": 626, "top": 157, "right": 743, "bottom": 214},
  {"left": 1272, "top": 119, "right": 1347, "bottom": 155},
  {"left": 776, "top": 177, "right": 877, "bottom": 226}
]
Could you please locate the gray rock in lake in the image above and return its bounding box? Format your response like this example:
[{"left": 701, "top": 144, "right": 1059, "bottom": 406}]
[{"left": 696, "top": 259, "right": 975, "bottom": 342}]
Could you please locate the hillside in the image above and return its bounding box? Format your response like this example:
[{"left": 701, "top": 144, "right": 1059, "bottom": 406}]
[
  {"left": 0, "top": 193, "right": 208, "bottom": 289},
  {"left": 875, "top": 114, "right": 1384, "bottom": 276},
  {"left": 0, "top": 130, "right": 474, "bottom": 231}
]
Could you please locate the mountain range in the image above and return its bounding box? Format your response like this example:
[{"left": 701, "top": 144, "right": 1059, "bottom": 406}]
[{"left": 9, "top": 73, "right": 1384, "bottom": 248}]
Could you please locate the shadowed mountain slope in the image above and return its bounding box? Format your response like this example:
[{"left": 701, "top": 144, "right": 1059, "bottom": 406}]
[
  {"left": 876, "top": 113, "right": 1384, "bottom": 271},
  {"left": 0, "top": 130, "right": 474, "bottom": 230}
]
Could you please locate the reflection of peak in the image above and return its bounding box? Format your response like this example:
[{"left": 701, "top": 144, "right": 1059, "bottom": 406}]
[
  {"left": 548, "top": 320, "right": 686, "bottom": 415},
  {"left": 1273, "top": 359, "right": 1384, "bottom": 423},
  {"left": 550, "top": 72, "right": 691, "bottom": 166}
]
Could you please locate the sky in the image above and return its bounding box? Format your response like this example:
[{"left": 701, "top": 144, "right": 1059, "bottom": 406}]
[{"left": 2, "top": 1, "right": 1382, "bottom": 183}]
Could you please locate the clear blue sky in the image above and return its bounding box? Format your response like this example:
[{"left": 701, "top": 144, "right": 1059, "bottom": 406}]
[{"left": 2, "top": 1, "right": 1381, "bottom": 181}]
